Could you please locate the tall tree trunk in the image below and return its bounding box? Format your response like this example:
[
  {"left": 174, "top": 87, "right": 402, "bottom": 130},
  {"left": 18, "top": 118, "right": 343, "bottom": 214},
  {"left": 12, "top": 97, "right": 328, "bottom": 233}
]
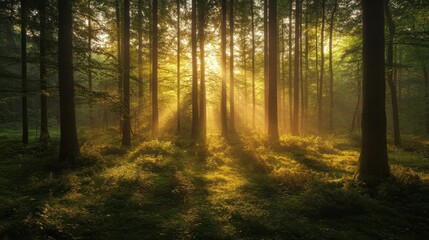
[
  {"left": 115, "top": 0, "right": 122, "bottom": 129},
  {"left": 351, "top": 61, "right": 361, "bottom": 133},
  {"left": 268, "top": 0, "right": 279, "bottom": 142},
  {"left": 176, "top": 0, "right": 181, "bottom": 133},
  {"left": 288, "top": 0, "right": 293, "bottom": 133},
  {"left": 39, "top": 0, "right": 49, "bottom": 141},
  {"left": 152, "top": 0, "right": 159, "bottom": 137},
  {"left": 318, "top": 0, "right": 325, "bottom": 134},
  {"left": 359, "top": 0, "right": 389, "bottom": 182},
  {"left": 58, "top": 0, "right": 80, "bottom": 161},
  {"left": 384, "top": 0, "right": 401, "bottom": 146},
  {"left": 291, "top": 0, "right": 301, "bottom": 136},
  {"left": 221, "top": 0, "right": 228, "bottom": 137},
  {"left": 328, "top": 0, "right": 337, "bottom": 133},
  {"left": 304, "top": 4, "right": 309, "bottom": 128},
  {"left": 229, "top": 0, "right": 235, "bottom": 132},
  {"left": 21, "top": 0, "right": 28, "bottom": 144},
  {"left": 88, "top": 0, "right": 93, "bottom": 127},
  {"left": 199, "top": 0, "right": 206, "bottom": 137},
  {"left": 299, "top": 3, "right": 304, "bottom": 132},
  {"left": 251, "top": 0, "right": 256, "bottom": 129},
  {"left": 138, "top": 0, "right": 143, "bottom": 115},
  {"left": 264, "top": 0, "right": 269, "bottom": 132},
  {"left": 281, "top": 21, "right": 286, "bottom": 133},
  {"left": 122, "top": 0, "right": 131, "bottom": 147},
  {"left": 191, "top": 0, "right": 199, "bottom": 137}
]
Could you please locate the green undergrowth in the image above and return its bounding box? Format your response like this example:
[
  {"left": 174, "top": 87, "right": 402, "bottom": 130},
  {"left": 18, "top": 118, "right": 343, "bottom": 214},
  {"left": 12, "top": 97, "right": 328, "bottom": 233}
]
[{"left": 0, "top": 132, "right": 428, "bottom": 239}]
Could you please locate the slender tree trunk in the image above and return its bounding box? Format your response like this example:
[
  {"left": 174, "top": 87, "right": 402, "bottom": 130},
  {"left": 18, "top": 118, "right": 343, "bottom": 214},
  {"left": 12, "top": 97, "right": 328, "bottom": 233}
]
[
  {"left": 351, "top": 61, "right": 361, "bottom": 133},
  {"left": 288, "top": 0, "right": 293, "bottom": 133},
  {"left": 359, "top": 0, "right": 389, "bottom": 182},
  {"left": 177, "top": 0, "right": 181, "bottom": 133},
  {"left": 152, "top": 0, "right": 159, "bottom": 137},
  {"left": 39, "top": 0, "right": 49, "bottom": 141},
  {"left": 221, "top": 0, "right": 228, "bottom": 137},
  {"left": 329, "top": 0, "right": 337, "bottom": 133},
  {"left": 299, "top": 4, "right": 304, "bottom": 132},
  {"left": 318, "top": 0, "right": 325, "bottom": 134},
  {"left": 282, "top": 22, "right": 286, "bottom": 133},
  {"left": 58, "top": 0, "right": 80, "bottom": 161},
  {"left": 122, "top": 0, "right": 131, "bottom": 147},
  {"left": 88, "top": 0, "right": 93, "bottom": 127},
  {"left": 384, "top": 0, "right": 401, "bottom": 146},
  {"left": 264, "top": 0, "right": 269, "bottom": 132},
  {"left": 199, "top": 0, "right": 206, "bottom": 137},
  {"left": 251, "top": 0, "right": 256, "bottom": 129},
  {"left": 268, "top": 0, "right": 279, "bottom": 142},
  {"left": 229, "top": 0, "right": 235, "bottom": 132},
  {"left": 138, "top": 0, "right": 143, "bottom": 115},
  {"left": 21, "top": 0, "right": 28, "bottom": 144},
  {"left": 304, "top": 5, "right": 309, "bottom": 128},
  {"left": 191, "top": 0, "right": 199, "bottom": 137},
  {"left": 115, "top": 0, "right": 122, "bottom": 129},
  {"left": 291, "top": 0, "right": 301, "bottom": 136}
]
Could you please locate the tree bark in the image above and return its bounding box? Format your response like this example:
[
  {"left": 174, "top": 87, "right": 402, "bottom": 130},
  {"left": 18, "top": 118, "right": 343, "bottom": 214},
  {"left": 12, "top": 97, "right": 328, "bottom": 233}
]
[
  {"left": 39, "top": 0, "right": 49, "bottom": 141},
  {"left": 152, "top": 0, "right": 159, "bottom": 137},
  {"left": 268, "top": 0, "right": 279, "bottom": 142},
  {"left": 221, "top": 0, "right": 228, "bottom": 137},
  {"left": 251, "top": 0, "right": 256, "bottom": 129},
  {"left": 191, "top": 0, "right": 199, "bottom": 138},
  {"left": 292, "top": 0, "right": 301, "bottom": 136},
  {"left": 58, "top": 0, "right": 80, "bottom": 161},
  {"left": 318, "top": 0, "right": 325, "bottom": 134},
  {"left": 122, "top": 0, "right": 131, "bottom": 147},
  {"left": 229, "top": 0, "right": 235, "bottom": 132},
  {"left": 21, "top": 0, "right": 28, "bottom": 144},
  {"left": 264, "top": 0, "right": 269, "bottom": 132},
  {"left": 199, "top": 0, "right": 206, "bottom": 137},
  {"left": 88, "top": 0, "right": 93, "bottom": 127},
  {"left": 384, "top": 0, "right": 401, "bottom": 146},
  {"left": 288, "top": 0, "right": 293, "bottom": 133},
  {"left": 138, "top": 0, "right": 143, "bottom": 115},
  {"left": 359, "top": 0, "right": 389, "bottom": 182},
  {"left": 329, "top": 0, "right": 338, "bottom": 133},
  {"left": 176, "top": 0, "right": 181, "bottom": 133}
]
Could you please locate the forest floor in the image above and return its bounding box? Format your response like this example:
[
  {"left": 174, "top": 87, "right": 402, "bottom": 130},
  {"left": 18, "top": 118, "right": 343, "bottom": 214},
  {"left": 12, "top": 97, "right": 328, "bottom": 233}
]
[{"left": 1, "top": 130, "right": 429, "bottom": 239}]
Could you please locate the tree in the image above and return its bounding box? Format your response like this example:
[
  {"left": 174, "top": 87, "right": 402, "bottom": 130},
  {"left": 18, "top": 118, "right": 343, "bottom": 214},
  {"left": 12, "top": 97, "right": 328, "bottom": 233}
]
[
  {"left": 229, "top": 0, "right": 235, "bottom": 132},
  {"left": 152, "top": 0, "right": 159, "bottom": 137},
  {"left": 191, "top": 0, "right": 199, "bottom": 138},
  {"left": 176, "top": 0, "right": 181, "bottom": 133},
  {"left": 221, "top": 0, "right": 228, "bottom": 137},
  {"left": 138, "top": 0, "right": 143, "bottom": 114},
  {"left": 268, "top": 0, "right": 279, "bottom": 142},
  {"left": 39, "top": 0, "right": 49, "bottom": 141},
  {"left": 358, "top": 0, "right": 389, "bottom": 182},
  {"left": 264, "top": 0, "right": 269, "bottom": 132},
  {"left": 87, "top": 0, "right": 93, "bottom": 126},
  {"left": 21, "top": 0, "right": 28, "bottom": 144},
  {"left": 199, "top": 0, "right": 207, "bottom": 137},
  {"left": 251, "top": 0, "right": 256, "bottom": 129},
  {"left": 384, "top": 0, "right": 401, "bottom": 146},
  {"left": 291, "top": 0, "right": 301, "bottom": 136},
  {"left": 288, "top": 0, "right": 293, "bottom": 133},
  {"left": 121, "top": 0, "right": 131, "bottom": 147},
  {"left": 328, "top": 0, "right": 338, "bottom": 133},
  {"left": 318, "top": 0, "right": 325, "bottom": 134},
  {"left": 58, "top": 0, "right": 80, "bottom": 161}
]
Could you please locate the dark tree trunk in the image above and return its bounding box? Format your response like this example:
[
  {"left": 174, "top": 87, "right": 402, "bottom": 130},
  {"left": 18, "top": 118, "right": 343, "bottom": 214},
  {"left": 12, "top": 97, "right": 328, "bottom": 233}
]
[
  {"left": 152, "top": 0, "right": 159, "bottom": 137},
  {"left": 229, "top": 0, "right": 235, "bottom": 132},
  {"left": 177, "top": 0, "right": 181, "bottom": 133},
  {"left": 199, "top": 0, "right": 206, "bottom": 137},
  {"left": 88, "top": 0, "right": 93, "bottom": 126},
  {"left": 58, "top": 0, "right": 80, "bottom": 161},
  {"left": 191, "top": 0, "right": 199, "bottom": 138},
  {"left": 351, "top": 61, "right": 361, "bottom": 133},
  {"left": 268, "top": 0, "right": 279, "bottom": 142},
  {"left": 251, "top": 0, "right": 256, "bottom": 129},
  {"left": 359, "top": 0, "right": 389, "bottom": 182},
  {"left": 288, "top": 0, "right": 293, "bottom": 133},
  {"left": 115, "top": 0, "right": 122, "bottom": 129},
  {"left": 138, "top": 0, "right": 143, "bottom": 114},
  {"left": 121, "top": 0, "right": 131, "bottom": 146},
  {"left": 318, "top": 0, "right": 325, "bottom": 134},
  {"left": 281, "top": 22, "right": 286, "bottom": 132},
  {"left": 39, "top": 0, "right": 49, "bottom": 141},
  {"left": 221, "top": 0, "right": 228, "bottom": 137},
  {"left": 21, "top": 0, "right": 28, "bottom": 144},
  {"left": 384, "top": 0, "right": 401, "bottom": 146},
  {"left": 264, "top": 0, "right": 269, "bottom": 132},
  {"left": 304, "top": 4, "right": 309, "bottom": 127},
  {"left": 329, "top": 0, "right": 337, "bottom": 133},
  {"left": 292, "top": 0, "right": 301, "bottom": 136}
]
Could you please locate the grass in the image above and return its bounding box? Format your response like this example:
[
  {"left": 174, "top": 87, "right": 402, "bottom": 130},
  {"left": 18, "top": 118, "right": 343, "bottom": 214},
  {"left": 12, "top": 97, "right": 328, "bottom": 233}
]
[{"left": 1, "top": 131, "right": 429, "bottom": 239}]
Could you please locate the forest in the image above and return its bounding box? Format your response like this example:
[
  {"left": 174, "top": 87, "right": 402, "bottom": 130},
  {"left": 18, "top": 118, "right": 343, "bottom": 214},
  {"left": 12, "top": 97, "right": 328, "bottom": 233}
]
[{"left": 1, "top": 0, "right": 429, "bottom": 239}]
